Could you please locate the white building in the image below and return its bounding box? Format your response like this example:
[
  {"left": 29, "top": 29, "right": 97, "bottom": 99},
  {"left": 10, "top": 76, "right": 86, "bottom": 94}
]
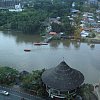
[
  {"left": 94, "top": 28, "right": 100, "bottom": 33},
  {"left": 80, "top": 30, "right": 89, "bottom": 37},
  {"left": 9, "top": 3, "right": 22, "bottom": 12}
]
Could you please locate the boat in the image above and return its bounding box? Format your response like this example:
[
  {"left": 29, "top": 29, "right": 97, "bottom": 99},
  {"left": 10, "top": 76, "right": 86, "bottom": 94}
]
[
  {"left": 90, "top": 44, "right": 95, "bottom": 48},
  {"left": 33, "top": 42, "right": 48, "bottom": 45},
  {"left": 40, "top": 43, "right": 48, "bottom": 45},
  {"left": 24, "top": 49, "right": 31, "bottom": 52},
  {"left": 33, "top": 43, "right": 42, "bottom": 45}
]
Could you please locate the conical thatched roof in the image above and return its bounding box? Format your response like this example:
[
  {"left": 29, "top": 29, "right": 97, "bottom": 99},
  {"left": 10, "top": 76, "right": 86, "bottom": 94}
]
[
  {"left": 42, "top": 61, "right": 84, "bottom": 91},
  {"left": 19, "top": 70, "right": 29, "bottom": 77}
]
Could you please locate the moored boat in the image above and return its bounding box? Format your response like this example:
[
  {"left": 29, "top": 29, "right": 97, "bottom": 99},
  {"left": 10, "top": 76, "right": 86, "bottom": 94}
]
[
  {"left": 41, "top": 43, "right": 48, "bottom": 45},
  {"left": 33, "top": 42, "right": 48, "bottom": 45},
  {"left": 24, "top": 49, "right": 31, "bottom": 52},
  {"left": 33, "top": 43, "right": 42, "bottom": 45}
]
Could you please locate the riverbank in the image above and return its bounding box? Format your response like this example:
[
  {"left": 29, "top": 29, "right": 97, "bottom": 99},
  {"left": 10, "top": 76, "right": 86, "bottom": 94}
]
[
  {"left": 0, "top": 66, "right": 99, "bottom": 100},
  {"left": 82, "top": 38, "right": 100, "bottom": 44}
]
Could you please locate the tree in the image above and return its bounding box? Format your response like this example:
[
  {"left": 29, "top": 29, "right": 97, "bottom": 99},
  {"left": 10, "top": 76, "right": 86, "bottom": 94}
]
[
  {"left": 65, "top": 92, "right": 74, "bottom": 100},
  {"left": 78, "top": 84, "right": 95, "bottom": 100},
  {"left": 0, "top": 67, "right": 19, "bottom": 85},
  {"left": 51, "top": 22, "right": 63, "bottom": 33},
  {"left": 61, "top": 16, "right": 75, "bottom": 35},
  {"left": 74, "top": 26, "right": 81, "bottom": 40},
  {"left": 20, "top": 69, "right": 46, "bottom": 97}
]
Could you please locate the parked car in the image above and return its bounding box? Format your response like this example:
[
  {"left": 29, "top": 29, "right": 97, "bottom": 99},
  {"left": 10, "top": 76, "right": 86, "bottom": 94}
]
[{"left": 0, "top": 90, "right": 9, "bottom": 95}]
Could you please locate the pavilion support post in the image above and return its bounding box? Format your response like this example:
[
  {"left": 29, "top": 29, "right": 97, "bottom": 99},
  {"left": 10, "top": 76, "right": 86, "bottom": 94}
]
[{"left": 48, "top": 89, "right": 51, "bottom": 97}]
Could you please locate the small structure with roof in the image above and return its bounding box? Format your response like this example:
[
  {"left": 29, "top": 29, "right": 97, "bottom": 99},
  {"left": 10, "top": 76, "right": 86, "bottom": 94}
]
[
  {"left": 59, "top": 32, "right": 67, "bottom": 39},
  {"left": 9, "top": 3, "right": 22, "bottom": 12},
  {"left": 71, "top": 9, "right": 80, "bottom": 14},
  {"left": 42, "top": 61, "right": 84, "bottom": 99},
  {"left": 80, "top": 30, "right": 89, "bottom": 37},
  {"left": 49, "top": 18, "right": 61, "bottom": 24},
  {"left": 49, "top": 32, "right": 57, "bottom": 35},
  {"left": 20, "top": 70, "right": 29, "bottom": 77}
]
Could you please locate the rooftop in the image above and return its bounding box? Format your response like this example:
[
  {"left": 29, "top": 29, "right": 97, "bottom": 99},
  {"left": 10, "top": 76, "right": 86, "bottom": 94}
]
[{"left": 42, "top": 61, "right": 84, "bottom": 91}]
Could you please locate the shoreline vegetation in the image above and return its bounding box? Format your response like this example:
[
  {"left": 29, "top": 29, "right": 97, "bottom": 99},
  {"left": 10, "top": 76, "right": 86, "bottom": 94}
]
[
  {"left": 0, "top": 0, "right": 99, "bottom": 44},
  {"left": 0, "top": 66, "right": 98, "bottom": 100}
]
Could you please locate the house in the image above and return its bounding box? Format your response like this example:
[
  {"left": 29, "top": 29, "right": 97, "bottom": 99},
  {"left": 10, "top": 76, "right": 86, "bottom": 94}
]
[
  {"left": 98, "top": 21, "right": 100, "bottom": 23},
  {"left": 49, "top": 18, "right": 61, "bottom": 24},
  {"left": 71, "top": 9, "right": 80, "bottom": 13},
  {"left": 96, "top": 10, "right": 100, "bottom": 13},
  {"left": 49, "top": 32, "right": 57, "bottom": 35},
  {"left": 94, "top": 28, "right": 100, "bottom": 33},
  {"left": 80, "top": 24, "right": 85, "bottom": 28},
  {"left": 59, "top": 32, "right": 67, "bottom": 39},
  {"left": 88, "top": 0, "right": 98, "bottom": 5},
  {"left": 80, "top": 30, "right": 89, "bottom": 37}
]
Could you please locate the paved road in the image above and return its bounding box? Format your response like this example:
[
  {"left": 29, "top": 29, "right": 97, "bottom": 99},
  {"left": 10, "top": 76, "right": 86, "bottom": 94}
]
[
  {"left": 94, "top": 87, "right": 100, "bottom": 100},
  {"left": 0, "top": 86, "right": 44, "bottom": 100}
]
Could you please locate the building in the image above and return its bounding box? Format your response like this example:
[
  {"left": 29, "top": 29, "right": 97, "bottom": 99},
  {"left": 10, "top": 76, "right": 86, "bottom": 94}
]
[
  {"left": 9, "top": 3, "right": 22, "bottom": 12},
  {"left": 0, "top": 0, "right": 20, "bottom": 9},
  {"left": 80, "top": 30, "right": 90, "bottom": 37},
  {"left": 88, "top": 0, "right": 98, "bottom": 5},
  {"left": 42, "top": 61, "right": 84, "bottom": 99},
  {"left": 49, "top": 32, "right": 57, "bottom": 35}
]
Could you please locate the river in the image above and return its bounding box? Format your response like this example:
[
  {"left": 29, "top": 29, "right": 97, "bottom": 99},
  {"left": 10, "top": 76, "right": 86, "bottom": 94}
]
[{"left": 0, "top": 31, "right": 100, "bottom": 84}]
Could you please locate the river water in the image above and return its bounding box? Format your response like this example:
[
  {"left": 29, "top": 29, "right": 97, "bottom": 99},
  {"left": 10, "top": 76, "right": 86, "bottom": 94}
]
[{"left": 0, "top": 31, "right": 100, "bottom": 84}]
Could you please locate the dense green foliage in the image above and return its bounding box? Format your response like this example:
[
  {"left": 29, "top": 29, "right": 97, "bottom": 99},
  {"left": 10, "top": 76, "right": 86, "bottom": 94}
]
[
  {"left": 0, "top": 67, "right": 19, "bottom": 85},
  {"left": 51, "top": 18, "right": 74, "bottom": 34},
  {"left": 33, "top": 0, "right": 72, "bottom": 17},
  {"left": 20, "top": 69, "right": 46, "bottom": 96},
  {"left": 0, "top": 0, "right": 74, "bottom": 34},
  {"left": 78, "top": 84, "right": 98, "bottom": 100},
  {"left": 0, "top": 66, "right": 46, "bottom": 96},
  {"left": 0, "top": 10, "right": 48, "bottom": 33}
]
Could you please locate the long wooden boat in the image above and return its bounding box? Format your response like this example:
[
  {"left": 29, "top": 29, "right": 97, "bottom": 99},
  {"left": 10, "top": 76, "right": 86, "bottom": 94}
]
[
  {"left": 41, "top": 43, "right": 48, "bottom": 45},
  {"left": 33, "top": 42, "right": 48, "bottom": 45}
]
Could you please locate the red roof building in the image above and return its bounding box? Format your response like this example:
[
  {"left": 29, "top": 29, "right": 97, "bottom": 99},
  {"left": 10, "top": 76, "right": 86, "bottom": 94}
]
[{"left": 49, "top": 32, "right": 57, "bottom": 35}]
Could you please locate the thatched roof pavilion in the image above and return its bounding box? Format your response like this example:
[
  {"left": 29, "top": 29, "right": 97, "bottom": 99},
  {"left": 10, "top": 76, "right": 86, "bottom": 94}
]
[{"left": 42, "top": 61, "right": 84, "bottom": 99}]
